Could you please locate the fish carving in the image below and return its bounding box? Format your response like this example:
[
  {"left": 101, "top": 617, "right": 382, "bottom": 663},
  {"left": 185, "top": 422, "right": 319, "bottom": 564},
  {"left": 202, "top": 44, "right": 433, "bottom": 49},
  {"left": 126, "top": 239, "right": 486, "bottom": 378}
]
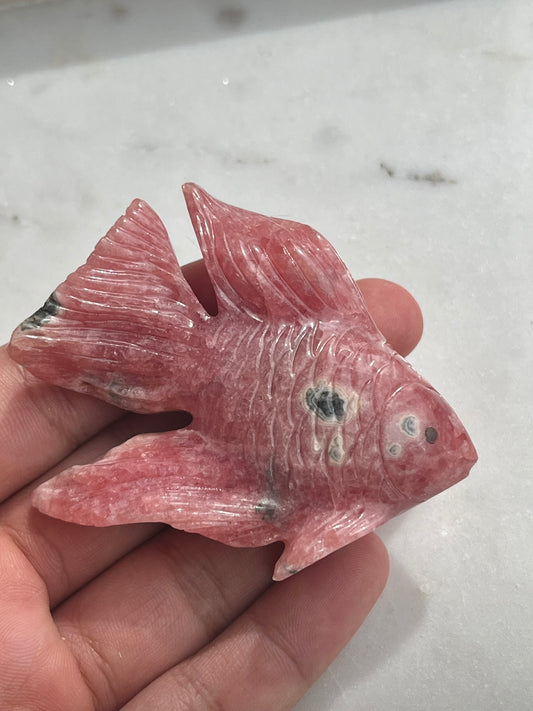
[{"left": 8, "top": 184, "right": 477, "bottom": 580}]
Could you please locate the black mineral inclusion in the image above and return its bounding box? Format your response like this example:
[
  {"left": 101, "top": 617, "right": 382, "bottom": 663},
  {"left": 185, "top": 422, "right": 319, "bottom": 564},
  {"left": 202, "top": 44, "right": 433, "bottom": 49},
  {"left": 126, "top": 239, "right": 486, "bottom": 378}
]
[
  {"left": 20, "top": 293, "right": 61, "bottom": 331},
  {"left": 306, "top": 385, "right": 346, "bottom": 423}
]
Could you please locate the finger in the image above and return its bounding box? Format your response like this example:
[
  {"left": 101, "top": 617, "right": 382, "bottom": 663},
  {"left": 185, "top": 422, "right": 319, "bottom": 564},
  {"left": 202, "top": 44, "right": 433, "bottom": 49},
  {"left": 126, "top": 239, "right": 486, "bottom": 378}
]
[
  {"left": 0, "top": 344, "right": 121, "bottom": 502},
  {"left": 0, "top": 411, "right": 189, "bottom": 607},
  {"left": 53, "top": 530, "right": 283, "bottom": 711},
  {"left": 183, "top": 262, "right": 425, "bottom": 357},
  {"left": 188, "top": 258, "right": 424, "bottom": 356},
  {"left": 121, "top": 534, "right": 389, "bottom": 711},
  {"left": 358, "top": 278, "right": 423, "bottom": 357},
  {"left": 0, "top": 526, "right": 92, "bottom": 711},
  {"left": 182, "top": 259, "right": 218, "bottom": 316}
]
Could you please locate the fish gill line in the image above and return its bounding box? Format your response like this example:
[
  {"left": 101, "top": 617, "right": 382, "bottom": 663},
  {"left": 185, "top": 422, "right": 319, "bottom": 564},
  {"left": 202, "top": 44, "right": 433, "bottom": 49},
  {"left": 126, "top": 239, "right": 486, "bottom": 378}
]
[{"left": 250, "top": 322, "right": 303, "bottom": 498}]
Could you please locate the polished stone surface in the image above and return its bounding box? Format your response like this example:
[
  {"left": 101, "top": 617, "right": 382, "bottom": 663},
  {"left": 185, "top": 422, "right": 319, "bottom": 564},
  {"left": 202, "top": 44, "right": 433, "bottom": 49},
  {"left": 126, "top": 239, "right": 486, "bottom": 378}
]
[
  {"left": 0, "top": 1, "right": 531, "bottom": 709},
  {"left": 10, "top": 185, "right": 477, "bottom": 581}
]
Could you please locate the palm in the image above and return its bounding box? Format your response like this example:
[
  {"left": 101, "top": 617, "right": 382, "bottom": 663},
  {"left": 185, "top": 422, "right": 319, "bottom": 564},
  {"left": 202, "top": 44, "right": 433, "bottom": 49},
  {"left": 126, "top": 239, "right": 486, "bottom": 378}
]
[{"left": 0, "top": 269, "right": 420, "bottom": 711}]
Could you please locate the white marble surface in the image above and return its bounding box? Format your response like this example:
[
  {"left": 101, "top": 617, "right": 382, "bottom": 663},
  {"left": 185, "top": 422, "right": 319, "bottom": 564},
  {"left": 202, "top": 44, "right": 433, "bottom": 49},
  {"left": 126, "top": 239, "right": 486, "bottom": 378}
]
[{"left": 1, "top": 1, "right": 532, "bottom": 709}]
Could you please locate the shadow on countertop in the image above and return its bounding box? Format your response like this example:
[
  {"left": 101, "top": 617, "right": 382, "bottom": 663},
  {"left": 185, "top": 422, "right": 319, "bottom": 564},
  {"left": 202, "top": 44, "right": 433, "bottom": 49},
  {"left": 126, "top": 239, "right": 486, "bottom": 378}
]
[{"left": 1, "top": 0, "right": 448, "bottom": 76}]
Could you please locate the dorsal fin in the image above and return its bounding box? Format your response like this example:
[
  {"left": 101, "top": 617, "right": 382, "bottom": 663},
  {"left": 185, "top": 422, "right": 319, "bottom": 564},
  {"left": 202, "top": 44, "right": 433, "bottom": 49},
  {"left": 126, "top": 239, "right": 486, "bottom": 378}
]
[{"left": 183, "top": 183, "right": 380, "bottom": 332}]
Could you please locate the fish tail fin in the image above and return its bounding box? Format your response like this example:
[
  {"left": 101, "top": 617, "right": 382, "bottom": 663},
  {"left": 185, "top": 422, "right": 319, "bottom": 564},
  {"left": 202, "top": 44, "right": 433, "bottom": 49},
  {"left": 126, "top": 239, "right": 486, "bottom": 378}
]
[{"left": 9, "top": 200, "right": 208, "bottom": 412}]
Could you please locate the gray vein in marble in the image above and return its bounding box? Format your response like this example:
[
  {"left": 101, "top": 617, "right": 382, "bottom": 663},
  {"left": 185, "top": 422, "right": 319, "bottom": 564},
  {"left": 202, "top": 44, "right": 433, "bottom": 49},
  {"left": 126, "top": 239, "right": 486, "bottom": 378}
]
[{"left": 380, "top": 162, "right": 457, "bottom": 186}]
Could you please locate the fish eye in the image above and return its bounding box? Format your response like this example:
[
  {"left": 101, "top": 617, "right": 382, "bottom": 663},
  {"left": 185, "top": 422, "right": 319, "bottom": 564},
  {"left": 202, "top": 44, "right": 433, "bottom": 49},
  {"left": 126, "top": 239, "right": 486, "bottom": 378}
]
[
  {"left": 400, "top": 415, "right": 418, "bottom": 437},
  {"left": 425, "top": 426, "right": 438, "bottom": 444}
]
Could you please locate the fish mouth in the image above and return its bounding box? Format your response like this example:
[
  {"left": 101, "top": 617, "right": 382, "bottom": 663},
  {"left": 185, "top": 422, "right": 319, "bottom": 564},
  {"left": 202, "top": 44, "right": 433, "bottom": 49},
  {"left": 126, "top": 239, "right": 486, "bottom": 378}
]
[
  {"left": 437, "top": 431, "right": 477, "bottom": 497},
  {"left": 463, "top": 438, "right": 478, "bottom": 467},
  {"left": 454, "top": 423, "right": 478, "bottom": 474}
]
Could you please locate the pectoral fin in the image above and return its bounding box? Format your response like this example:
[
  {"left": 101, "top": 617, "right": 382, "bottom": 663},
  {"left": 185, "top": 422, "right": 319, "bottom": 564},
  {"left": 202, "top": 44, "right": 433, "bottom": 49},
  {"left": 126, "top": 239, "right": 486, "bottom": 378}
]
[
  {"left": 274, "top": 503, "right": 393, "bottom": 581},
  {"left": 32, "top": 427, "right": 394, "bottom": 580},
  {"left": 32, "top": 429, "right": 280, "bottom": 548}
]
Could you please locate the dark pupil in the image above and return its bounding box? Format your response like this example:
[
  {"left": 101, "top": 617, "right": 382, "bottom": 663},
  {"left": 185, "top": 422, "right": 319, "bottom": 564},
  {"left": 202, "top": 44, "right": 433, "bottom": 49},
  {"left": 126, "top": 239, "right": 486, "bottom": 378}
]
[{"left": 425, "top": 427, "right": 438, "bottom": 444}]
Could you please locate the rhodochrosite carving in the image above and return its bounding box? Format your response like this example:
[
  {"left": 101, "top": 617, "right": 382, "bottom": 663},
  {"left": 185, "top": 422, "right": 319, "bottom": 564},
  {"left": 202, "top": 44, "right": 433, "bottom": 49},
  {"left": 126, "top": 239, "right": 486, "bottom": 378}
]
[{"left": 9, "top": 184, "right": 477, "bottom": 580}]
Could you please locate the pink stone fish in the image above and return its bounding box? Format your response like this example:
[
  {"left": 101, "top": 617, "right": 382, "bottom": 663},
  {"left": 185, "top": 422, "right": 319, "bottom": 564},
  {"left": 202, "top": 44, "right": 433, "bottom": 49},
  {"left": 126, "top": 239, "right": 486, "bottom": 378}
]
[{"left": 9, "top": 184, "right": 477, "bottom": 580}]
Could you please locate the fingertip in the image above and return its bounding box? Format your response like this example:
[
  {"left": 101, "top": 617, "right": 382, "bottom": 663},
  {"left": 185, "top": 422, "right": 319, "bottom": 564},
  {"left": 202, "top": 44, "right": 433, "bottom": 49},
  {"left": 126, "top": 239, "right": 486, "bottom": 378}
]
[
  {"left": 182, "top": 261, "right": 423, "bottom": 357},
  {"left": 358, "top": 278, "right": 424, "bottom": 357},
  {"left": 364, "top": 532, "right": 390, "bottom": 595},
  {"left": 182, "top": 259, "right": 218, "bottom": 316}
]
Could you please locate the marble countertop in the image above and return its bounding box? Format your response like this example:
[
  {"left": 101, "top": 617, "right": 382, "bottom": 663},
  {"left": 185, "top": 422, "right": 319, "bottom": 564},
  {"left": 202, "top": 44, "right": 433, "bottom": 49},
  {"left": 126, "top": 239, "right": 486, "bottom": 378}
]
[{"left": 1, "top": 1, "right": 532, "bottom": 709}]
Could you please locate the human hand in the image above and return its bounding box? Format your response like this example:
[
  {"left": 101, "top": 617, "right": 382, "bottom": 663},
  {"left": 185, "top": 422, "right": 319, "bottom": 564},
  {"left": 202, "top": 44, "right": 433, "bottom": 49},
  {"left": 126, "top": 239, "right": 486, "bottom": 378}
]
[{"left": 0, "top": 263, "right": 422, "bottom": 711}]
